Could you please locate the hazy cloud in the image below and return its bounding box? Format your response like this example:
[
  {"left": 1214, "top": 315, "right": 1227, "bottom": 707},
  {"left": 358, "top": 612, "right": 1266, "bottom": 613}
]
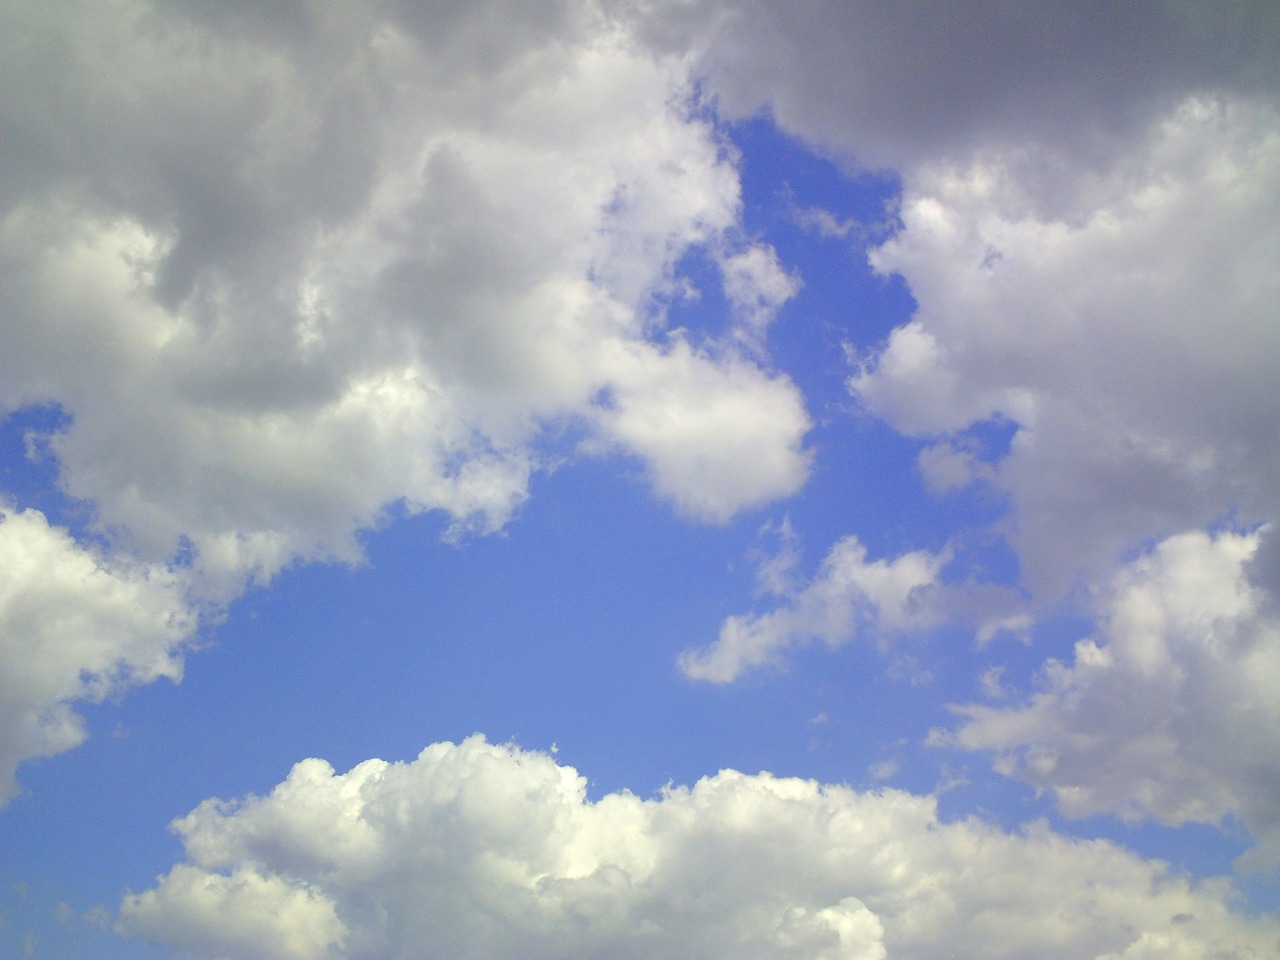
[{"left": 679, "top": 533, "right": 942, "bottom": 682}]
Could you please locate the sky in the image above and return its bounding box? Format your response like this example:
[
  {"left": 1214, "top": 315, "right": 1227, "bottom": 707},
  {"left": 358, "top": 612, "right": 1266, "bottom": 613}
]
[{"left": 2, "top": 1, "right": 1280, "bottom": 958}]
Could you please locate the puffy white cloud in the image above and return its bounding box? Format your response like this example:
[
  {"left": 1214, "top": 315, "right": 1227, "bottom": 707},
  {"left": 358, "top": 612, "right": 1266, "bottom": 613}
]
[
  {"left": 0, "top": 0, "right": 811, "bottom": 596},
  {"left": 119, "top": 735, "right": 1280, "bottom": 960},
  {"left": 591, "top": 337, "right": 811, "bottom": 523},
  {"left": 939, "top": 528, "right": 1280, "bottom": 868},
  {"left": 678, "top": 531, "right": 943, "bottom": 682},
  {"left": 851, "top": 96, "right": 1280, "bottom": 594},
  {"left": 0, "top": 507, "right": 197, "bottom": 802}
]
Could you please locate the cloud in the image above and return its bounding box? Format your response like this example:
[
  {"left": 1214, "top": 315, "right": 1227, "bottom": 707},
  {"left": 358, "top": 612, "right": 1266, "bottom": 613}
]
[
  {"left": 938, "top": 528, "right": 1280, "bottom": 869},
  {"left": 678, "top": 532, "right": 943, "bottom": 682},
  {"left": 0, "top": 0, "right": 811, "bottom": 597},
  {"left": 119, "top": 735, "right": 1280, "bottom": 960},
  {"left": 0, "top": 0, "right": 815, "bottom": 785},
  {"left": 0, "top": 507, "right": 197, "bottom": 802},
  {"left": 627, "top": 1, "right": 1280, "bottom": 172},
  {"left": 590, "top": 337, "right": 811, "bottom": 523},
  {"left": 621, "top": 2, "right": 1280, "bottom": 602},
  {"left": 719, "top": 243, "right": 802, "bottom": 347},
  {"left": 851, "top": 96, "right": 1280, "bottom": 594}
]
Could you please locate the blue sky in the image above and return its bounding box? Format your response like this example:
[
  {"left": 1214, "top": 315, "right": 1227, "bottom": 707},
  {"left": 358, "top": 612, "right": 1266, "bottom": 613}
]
[{"left": 2, "top": 3, "right": 1280, "bottom": 958}]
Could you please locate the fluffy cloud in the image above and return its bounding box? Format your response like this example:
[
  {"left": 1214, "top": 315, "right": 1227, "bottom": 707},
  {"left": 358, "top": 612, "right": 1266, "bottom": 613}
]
[
  {"left": 622, "top": 2, "right": 1280, "bottom": 599},
  {"left": 939, "top": 528, "right": 1280, "bottom": 869},
  {"left": 0, "top": 0, "right": 833, "bottom": 803},
  {"left": 851, "top": 96, "right": 1280, "bottom": 594},
  {"left": 119, "top": 735, "right": 1280, "bottom": 960},
  {"left": 0, "top": 507, "right": 197, "bottom": 801},
  {"left": 0, "top": 0, "right": 811, "bottom": 596},
  {"left": 679, "top": 530, "right": 943, "bottom": 682}
]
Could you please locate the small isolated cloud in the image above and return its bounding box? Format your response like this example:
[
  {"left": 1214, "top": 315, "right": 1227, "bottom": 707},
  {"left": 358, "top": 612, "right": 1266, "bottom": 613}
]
[
  {"left": 719, "top": 243, "right": 802, "bottom": 346},
  {"left": 789, "top": 204, "right": 857, "bottom": 240},
  {"left": 916, "top": 440, "right": 993, "bottom": 495},
  {"left": 0, "top": 507, "right": 197, "bottom": 803},
  {"left": 119, "top": 736, "right": 1280, "bottom": 960},
  {"left": 678, "top": 534, "right": 943, "bottom": 682},
  {"left": 591, "top": 338, "right": 811, "bottom": 523},
  {"left": 938, "top": 528, "right": 1280, "bottom": 869}
]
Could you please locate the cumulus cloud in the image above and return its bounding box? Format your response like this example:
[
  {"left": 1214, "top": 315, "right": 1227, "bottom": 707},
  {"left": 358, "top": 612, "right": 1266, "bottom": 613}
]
[
  {"left": 0, "top": 507, "right": 197, "bottom": 802},
  {"left": 621, "top": 1, "right": 1280, "bottom": 601},
  {"left": 938, "top": 528, "right": 1280, "bottom": 869},
  {"left": 0, "top": 0, "right": 811, "bottom": 596},
  {"left": 119, "top": 735, "right": 1280, "bottom": 960},
  {"left": 591, "top": 337, "right": 811, "bottom": 522},
  {"left": 0, "top": 0, "right": 816, "bottom": 783},
  {"left": 678, "top": 530, "right": 943, "bottom": 682},
  {"left": 851, "top": 96, "right": 1280, "bottom": 594}
]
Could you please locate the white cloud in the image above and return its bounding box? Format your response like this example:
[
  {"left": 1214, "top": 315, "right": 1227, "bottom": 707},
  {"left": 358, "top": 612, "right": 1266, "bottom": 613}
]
[
  {"left": 939, "top": 528, "right": 1280, "bottom": 869},
  {"left": 719, "top": 243, "right": 801, "bottom": 346},
  {"left": 0, "top": 0, "right": 812, "bottom": 597},
  {"left": 679, "top": 534, "right": 942, "bottom": 682},
  {"left": 0, "top": 0, "right": 815, "bottom": 783},
  {"left": 851, "top": 96, "right": 1280, "bottom": 594},
  {"left": 119, "top": 735, "right": 1280, "bottom": 960},
  {"left": 0, "top": 507, "right": 197, "bottom": 802},
  {"left": 591, "top": 337, "right": 811, "bottom": 523}
]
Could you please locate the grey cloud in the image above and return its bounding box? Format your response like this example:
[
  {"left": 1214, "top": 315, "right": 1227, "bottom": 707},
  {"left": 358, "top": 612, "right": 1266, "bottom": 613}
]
[
  {"left": 0, "top": 0, "right": 811, "bottom": 586},
  {"left": 625, "top": 0, "right": 1280, "bottom": 173}
]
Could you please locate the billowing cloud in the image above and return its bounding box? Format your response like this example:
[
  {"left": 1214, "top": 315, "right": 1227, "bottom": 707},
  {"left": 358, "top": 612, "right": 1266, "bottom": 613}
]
[
  {"left": 851, "top": 96, "right": 1280, "bottom": 594},
  {"left": 0, "top": 0, "right": 811, "bottom": 596},
  {"left": 119, "top": 735, "right": 1280, "bottom": 960},
  {"left": 679, "top": 529, "right": 943, "bottom": 682},
  {"left": 938, "top": 527, "right": 1280, "bottom": 869},
  {"left": 0, "top": 0, "right": 815, "bottom": 785},
  {"left": 0, "top": 507, "right": 196, "bottom": 801}
]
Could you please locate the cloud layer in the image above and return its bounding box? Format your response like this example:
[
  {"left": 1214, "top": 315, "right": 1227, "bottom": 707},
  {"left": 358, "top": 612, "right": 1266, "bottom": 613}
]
[{"left": 120, "top": 736, "right": 1280, "bottom": 960}]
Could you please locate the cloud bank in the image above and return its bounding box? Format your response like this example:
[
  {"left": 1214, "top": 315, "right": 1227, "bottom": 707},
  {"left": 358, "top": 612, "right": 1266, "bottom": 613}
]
[{"left": 119, "top": 736, "right": 1280, "bottom": 960}]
